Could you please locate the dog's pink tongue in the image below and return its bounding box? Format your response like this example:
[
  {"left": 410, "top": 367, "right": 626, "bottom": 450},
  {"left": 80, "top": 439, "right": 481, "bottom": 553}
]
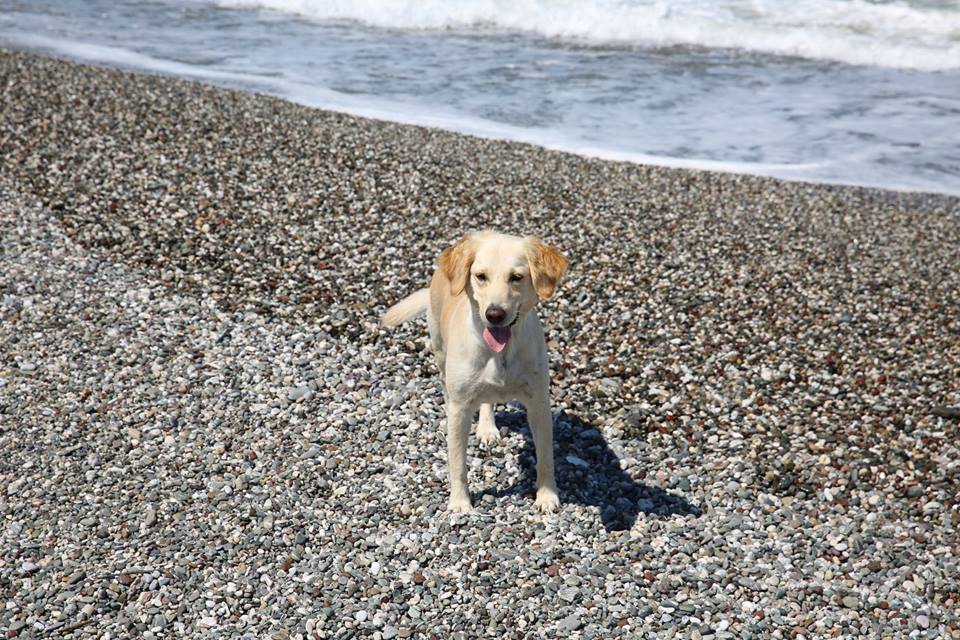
[{"left": 483, "top": 326, "right": 512, "bottom": 353}]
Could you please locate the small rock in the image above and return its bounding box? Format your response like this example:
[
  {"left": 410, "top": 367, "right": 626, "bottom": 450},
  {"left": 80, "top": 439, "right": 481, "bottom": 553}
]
[
  {"left": 558, "top": 586, "right": 580, "bottom": 603},
  {"left": 565, "top": 455, "right": 590, "bottom": 468},
  {"left": 931, "top": 405, "right": 960, "bottom": 419},
  {"left": 288, "top": 385, "right": 314, "bottom": 401},
  {"left": 923, "top": 501, "right": 943, "bottom": 513},
  {"left": 6, "top": 479, "right": 24, "bottom": 496},
  {"left": 599, "top": 377, "right": 621, "bottom": 392},
  {"left": 557, "top": 614, "right": 583, "bottom": 633},
  {"left": 737, "top": 577, "right": 760, "bottom": 591}
]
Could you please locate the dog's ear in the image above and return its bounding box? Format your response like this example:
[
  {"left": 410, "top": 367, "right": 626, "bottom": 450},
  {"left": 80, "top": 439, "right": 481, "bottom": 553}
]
[
  {"left": 438, "top": 234, "right": 476, "bottom": 296},
  {"left": 525, "top": 237, "right": 568, "bottom": 300}
]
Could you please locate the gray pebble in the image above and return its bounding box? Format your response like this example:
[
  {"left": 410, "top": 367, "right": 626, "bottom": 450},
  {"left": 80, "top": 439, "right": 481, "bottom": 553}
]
[
  {"left": 288, "top": 385, "right": 314, "bottom": 401},
  {"left": 557, "top": 614, "right": 583, "bottom": 633}
]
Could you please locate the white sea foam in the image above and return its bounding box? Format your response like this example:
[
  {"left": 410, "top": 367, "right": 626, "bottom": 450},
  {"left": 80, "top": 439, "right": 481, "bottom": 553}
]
[
  {"left": 203, "top": 0, "right": 960, "bottom": 71},
  {"left": 0, "top": 34, "right": 262, "bottom": 85},
  {"left": 0, "top": 31, "right": 848, "bottom": 186}
]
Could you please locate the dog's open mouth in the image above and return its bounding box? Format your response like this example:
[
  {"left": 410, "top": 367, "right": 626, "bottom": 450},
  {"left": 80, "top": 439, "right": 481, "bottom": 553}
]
[
  {"left": 482, "top": 325, "right": 512, "bottom": 353},
  {"left": 482, "top": 314, "right": 518, "bottom": 353}
]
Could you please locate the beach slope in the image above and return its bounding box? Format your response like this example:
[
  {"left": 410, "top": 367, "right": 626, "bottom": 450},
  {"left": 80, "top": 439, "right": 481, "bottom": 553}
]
[{"left": 1, "top": 50, "right": 959, "bottom": 638}]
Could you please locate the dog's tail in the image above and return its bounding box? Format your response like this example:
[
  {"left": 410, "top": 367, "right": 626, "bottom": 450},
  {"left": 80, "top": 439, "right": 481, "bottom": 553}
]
[{"left": 382, "top": 288, "right": 430, "bottom": 327}]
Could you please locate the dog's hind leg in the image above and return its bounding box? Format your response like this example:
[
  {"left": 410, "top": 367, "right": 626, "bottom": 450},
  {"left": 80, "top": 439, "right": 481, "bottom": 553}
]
[{"left": 476, "top": 403, "right": 501, "bottom": 445}]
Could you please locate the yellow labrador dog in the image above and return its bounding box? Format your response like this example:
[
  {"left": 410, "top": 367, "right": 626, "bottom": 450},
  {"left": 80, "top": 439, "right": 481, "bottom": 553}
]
[{"left": 382, "top": 231, "right": 568, "bottom": 513}]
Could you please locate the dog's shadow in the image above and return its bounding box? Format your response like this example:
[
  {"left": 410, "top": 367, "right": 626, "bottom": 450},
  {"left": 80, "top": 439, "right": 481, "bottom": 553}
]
[{"left": 478, "top": 408, "right": 701, "bottom": 532}]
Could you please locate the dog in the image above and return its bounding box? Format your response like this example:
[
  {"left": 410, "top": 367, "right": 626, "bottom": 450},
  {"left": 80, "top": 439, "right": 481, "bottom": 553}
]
[{"left": 382, "top": 230, "right": 568, "bottom": 513}]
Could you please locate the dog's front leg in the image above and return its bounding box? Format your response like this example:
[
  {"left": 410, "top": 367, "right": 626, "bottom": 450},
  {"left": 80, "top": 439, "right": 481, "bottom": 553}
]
[
  {"left": 446, "top": 399, "right": 474, "bottom": 513},
  {"left": 527, "top": 400, "right": 560, "bottom": 513}
]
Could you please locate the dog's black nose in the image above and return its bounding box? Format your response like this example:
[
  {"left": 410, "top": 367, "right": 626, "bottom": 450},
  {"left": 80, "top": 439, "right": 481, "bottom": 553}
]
[{"left": 485, "top": 306, "right": 507, "bottom": 325}]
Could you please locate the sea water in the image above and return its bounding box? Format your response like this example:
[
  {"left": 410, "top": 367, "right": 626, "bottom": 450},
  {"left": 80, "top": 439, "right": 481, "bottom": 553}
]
[{"left": 2, "top": 0, "right": 959, "bottom": 195}]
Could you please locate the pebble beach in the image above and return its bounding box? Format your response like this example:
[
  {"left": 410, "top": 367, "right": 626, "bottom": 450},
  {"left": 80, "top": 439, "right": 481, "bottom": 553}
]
[{"left": 1, "top": 48, "right": 959, "bottom": 638}]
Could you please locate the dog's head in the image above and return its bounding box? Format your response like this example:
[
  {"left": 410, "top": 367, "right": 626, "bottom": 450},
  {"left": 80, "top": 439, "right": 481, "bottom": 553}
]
[{"left": 438, "top": 231, "right": 568, "bottom": 352}]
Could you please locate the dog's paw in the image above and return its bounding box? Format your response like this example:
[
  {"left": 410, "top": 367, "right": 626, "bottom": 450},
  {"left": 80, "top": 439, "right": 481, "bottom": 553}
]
[
  {"left": 476, "top": 425, "right": 502, "bottom": 446},
  {"left": 534, "top": 487, "right": 560, "bottom": 513},
  {"left": 447, "top": 495, "right": 474, "bottom": 513}
]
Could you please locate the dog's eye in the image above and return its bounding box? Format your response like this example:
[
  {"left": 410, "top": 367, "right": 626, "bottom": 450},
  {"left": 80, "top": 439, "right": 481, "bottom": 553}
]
[
  {"left": 475, "top": 272, "right": 488, "bottom": 283},
  {"left": 509, "top": 273, "right": 524, "bottom": 282}
]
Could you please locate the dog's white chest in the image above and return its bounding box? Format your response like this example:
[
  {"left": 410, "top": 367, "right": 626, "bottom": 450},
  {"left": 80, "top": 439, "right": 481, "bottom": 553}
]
[
  {"left": 471, "top": 351, "right": 534, "bottom": 402},
  {"left": 479, "top": 354, "right": 509, "bottom": 387}
]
